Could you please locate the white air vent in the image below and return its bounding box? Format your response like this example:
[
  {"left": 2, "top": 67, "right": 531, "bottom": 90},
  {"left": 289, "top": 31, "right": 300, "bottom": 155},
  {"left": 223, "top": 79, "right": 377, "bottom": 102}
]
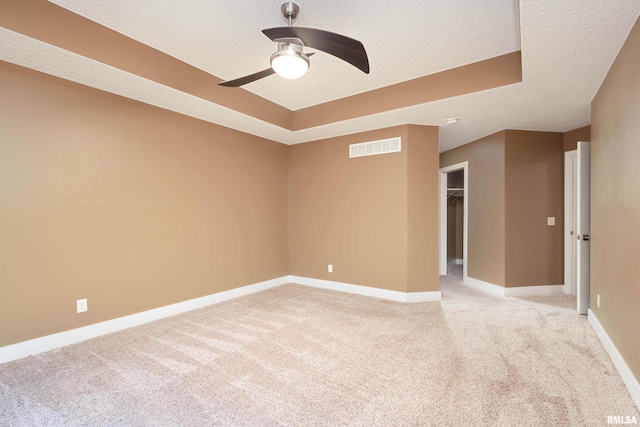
[{"left": 349, "top": 137, "right": 401, "bottom": 158}]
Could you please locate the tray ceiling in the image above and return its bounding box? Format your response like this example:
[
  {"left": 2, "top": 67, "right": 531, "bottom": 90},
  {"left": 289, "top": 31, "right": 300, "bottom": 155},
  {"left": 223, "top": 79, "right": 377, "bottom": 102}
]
[{"left": 1, "top": 0, "right": 638, "bottom": 151}]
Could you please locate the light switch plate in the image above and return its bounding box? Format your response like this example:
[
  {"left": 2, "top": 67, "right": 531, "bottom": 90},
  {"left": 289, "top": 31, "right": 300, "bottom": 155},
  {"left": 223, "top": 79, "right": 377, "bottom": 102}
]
[
  {"left": 547, "top": 217, "right": 555, "bottom": 226},
  {"left": 77, "top": 298, "right": 87, "bottom": 313}
]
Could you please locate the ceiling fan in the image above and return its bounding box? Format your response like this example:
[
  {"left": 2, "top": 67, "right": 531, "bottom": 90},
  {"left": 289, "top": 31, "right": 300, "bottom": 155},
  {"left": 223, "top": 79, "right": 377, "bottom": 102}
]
[{"left": 218, "top": 2, "right": 370, "bottom": 87}]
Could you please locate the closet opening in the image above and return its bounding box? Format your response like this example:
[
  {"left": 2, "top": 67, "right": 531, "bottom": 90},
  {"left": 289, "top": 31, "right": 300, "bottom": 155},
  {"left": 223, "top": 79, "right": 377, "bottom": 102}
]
[{"left": 439, "top": 162, "right": 468, "bottom": 281}]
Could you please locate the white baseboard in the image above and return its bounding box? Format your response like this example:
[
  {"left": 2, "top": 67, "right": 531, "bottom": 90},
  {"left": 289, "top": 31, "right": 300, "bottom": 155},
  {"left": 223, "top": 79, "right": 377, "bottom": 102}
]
[
  {"left": 504, "top": 284, "right": 565, "bottom": 297},
  {"left": 464, "top": 277, "right": 564, "bottom": 297},
  {"left": 456, "top": 259, "right": 464, "bottom": 265},
  {"left": 289, "top": 276, "right": 441, "bottom": 303},
  {"left": 406, "top": 291, "right": 442, "bottom": 303},
  {"left": 0, "top": 276, "right": 289, "bottom": 364},
  {"left": 588, "top": 309, "right": 640, "bottom": 410},
  {"left": 464, "top": 276, "right": 506, "bottom": 296}
]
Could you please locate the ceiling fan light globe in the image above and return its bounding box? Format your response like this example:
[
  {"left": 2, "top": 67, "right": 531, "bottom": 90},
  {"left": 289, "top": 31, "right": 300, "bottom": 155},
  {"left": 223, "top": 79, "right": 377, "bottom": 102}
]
[{"left": 270, "top": 49, "right": 310, "bottom": 79}]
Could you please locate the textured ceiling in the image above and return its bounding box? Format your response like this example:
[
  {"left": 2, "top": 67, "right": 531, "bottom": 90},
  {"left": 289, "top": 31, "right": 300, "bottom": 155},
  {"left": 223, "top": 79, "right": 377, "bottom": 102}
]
[{"left": 1, "top": 0, "right": 639, "bottom": 151}]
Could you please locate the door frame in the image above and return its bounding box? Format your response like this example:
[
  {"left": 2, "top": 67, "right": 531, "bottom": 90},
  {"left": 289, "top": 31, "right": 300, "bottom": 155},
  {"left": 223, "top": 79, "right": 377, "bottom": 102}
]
[{"left": 439, "top": 161, "right": 469, "bottom": 282}]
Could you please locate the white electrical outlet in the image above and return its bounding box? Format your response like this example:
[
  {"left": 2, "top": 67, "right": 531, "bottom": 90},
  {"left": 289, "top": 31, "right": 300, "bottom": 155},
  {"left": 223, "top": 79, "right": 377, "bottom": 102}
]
[
  {"left": 77, "top": 298, "right": 87, "bottom": 313},
  {"left": 547, "top": 217, "right": 556, "bottom": 226},
  {"left": 328, "top": 264, "right": 333, "bottom": 273},
  {"left": 597, "top": 294, "right": 600, "bottom": 308}
]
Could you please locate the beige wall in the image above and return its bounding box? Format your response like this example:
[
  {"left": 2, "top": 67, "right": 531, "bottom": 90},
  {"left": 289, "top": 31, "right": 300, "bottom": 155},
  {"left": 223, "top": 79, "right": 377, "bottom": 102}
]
[
  {"left": 288, "top": 127, "right": 408, "bottom": 291},
  {"left": 406, "top": 125, "right": 440, "bottom": 293},
  {"left": 0, "top": 61, "right": 442, "bottom": 349},
  {"left": 0, "top": 62, "right": 289, "bottom": 347},
  {"left": 440, "top": 132, "right": 506, "bottom": 286},
  {"left": 504, "top": 130, "right": 564, "bottom": 287},
  {"left": 440, "top": 129, "right": 565, "bottom": 288},
  {"left": 591, "top": 17, "right": 640, "bottom": 381},
  {"left": 563, "top": 126, "right": 591, "bottom": 152},
  {"left": 289, "top": 125, "right": 440, "bottom": 293}
]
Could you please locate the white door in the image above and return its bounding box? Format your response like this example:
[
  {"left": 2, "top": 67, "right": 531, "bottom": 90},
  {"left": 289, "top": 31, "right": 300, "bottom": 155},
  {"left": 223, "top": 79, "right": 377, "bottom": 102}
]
[{"left": 576, "top": 141, "right": 590, "bottom": 315}]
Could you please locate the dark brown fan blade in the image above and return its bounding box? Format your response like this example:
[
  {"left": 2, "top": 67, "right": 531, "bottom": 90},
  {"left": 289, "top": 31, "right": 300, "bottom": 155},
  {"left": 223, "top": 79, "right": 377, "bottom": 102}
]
[
  {"left": 218, "top": 53, "right": 314, "bottom": 87},
  {"left": 263, "top": 27, "right": 369, "bottom": 74},
  {"left": 218, "top": 68, "right": 276, "bottom": 87}
]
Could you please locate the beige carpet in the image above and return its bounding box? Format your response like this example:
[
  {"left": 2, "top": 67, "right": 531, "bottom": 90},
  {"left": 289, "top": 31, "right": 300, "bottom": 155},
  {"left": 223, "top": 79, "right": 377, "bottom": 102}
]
[{"left": 1, "top": 266, "right": 638, "bottom": 426}]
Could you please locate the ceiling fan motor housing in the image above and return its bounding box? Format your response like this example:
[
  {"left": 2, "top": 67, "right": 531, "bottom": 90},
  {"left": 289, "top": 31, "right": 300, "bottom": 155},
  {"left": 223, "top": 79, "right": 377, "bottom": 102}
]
[{"left": 281, "top": 2, "right": 300, "bottom": 24}]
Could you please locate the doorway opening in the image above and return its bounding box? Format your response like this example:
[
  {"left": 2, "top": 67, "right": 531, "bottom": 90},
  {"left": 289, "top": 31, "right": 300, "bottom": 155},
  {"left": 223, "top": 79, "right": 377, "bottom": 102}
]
[
  {"left": 439, "top": 162, "right": 468, "bottom": 283},
  {"left": 564, "top": 149, "right": 577, "bottom": 296},
  {"left": 564, "top": 141, "right": 590, "bottom": 314}
]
